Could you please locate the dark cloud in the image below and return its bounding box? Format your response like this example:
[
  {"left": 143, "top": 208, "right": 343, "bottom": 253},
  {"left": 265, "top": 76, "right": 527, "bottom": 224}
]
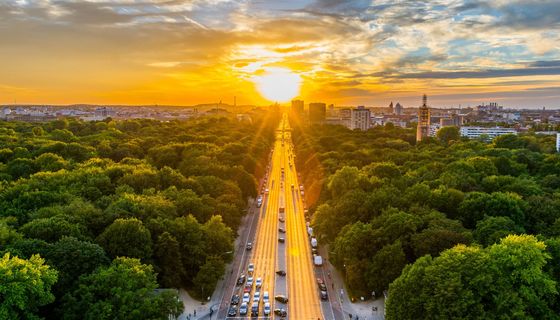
[{"left": 492, "top": 1, "right": 560, "bottom": 30}]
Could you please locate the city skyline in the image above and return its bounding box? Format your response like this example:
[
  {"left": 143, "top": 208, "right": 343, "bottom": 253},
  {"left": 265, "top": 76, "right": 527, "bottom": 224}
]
[{"left": 1, "top": 0, "right": 560, "bottom": 108}]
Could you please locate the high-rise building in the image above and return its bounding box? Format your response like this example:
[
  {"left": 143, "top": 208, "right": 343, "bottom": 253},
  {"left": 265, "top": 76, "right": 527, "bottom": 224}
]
[
  {"left": 309, "top": 102, "right": 326, "bottom": 123},
  {"left": 291, "top": 100, "right": 304, "bottom": 114},
  {"left": 416, "top": 94, "right": 431, "bottom": 142},
  {"left": 394, "top": 102, "right": 403, "bottom": 115},
  {"left": 388, "top": 102, "right": 394, "bottom": 113},
  {"left": 350, "top": 106, "right": 371, "bottom": 131}
]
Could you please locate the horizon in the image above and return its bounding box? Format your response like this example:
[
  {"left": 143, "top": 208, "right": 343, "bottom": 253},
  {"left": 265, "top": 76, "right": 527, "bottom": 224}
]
[{"left": 1, "top": 1, "right": 560, "bottom": 108}]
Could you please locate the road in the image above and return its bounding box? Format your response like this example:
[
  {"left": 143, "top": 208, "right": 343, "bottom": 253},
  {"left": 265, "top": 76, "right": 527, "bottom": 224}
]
[{"left": 218, "top": 114, "right": 326, "bottom": 319}]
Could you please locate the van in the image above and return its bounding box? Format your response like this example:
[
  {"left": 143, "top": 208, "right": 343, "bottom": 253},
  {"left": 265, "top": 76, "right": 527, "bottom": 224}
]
[{"left": 311, "top": 237, "right": 318, "bottom": 248}]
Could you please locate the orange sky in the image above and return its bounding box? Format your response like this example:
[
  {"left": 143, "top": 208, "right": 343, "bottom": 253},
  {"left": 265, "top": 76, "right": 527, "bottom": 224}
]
[{"left": 1, "top": 1, "right": 560, "bottom": 108}]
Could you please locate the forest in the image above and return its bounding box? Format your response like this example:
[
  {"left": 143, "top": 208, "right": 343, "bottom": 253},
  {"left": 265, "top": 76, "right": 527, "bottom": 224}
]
[
  {"left": 292, "top": 120, "right": 560, "bottom": 319},
  {"left": 0, "top": 113, "right": 276, "bottom": 319}
]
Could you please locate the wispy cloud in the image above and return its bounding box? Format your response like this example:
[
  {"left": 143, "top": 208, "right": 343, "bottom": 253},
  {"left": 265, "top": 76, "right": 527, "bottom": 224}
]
[{"left": 0, "top": 0, "right": 560, "bottom": 107}]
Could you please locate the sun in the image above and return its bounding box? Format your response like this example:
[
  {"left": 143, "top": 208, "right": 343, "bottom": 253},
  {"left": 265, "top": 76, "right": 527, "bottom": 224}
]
[{"left": 253, "top": 67, "right": 302, "bottom": 103}]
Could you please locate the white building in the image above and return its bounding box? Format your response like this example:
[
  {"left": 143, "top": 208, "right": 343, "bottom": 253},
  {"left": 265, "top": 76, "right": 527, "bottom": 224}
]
[
  {"left": 556, "top": 133, "right": 560, "bottom": 152},
  {"left": 460, "top": 126, "right": 517, "bottom": 140},
  {"left": 350, "top": 106, "right": 371, "bottom": 130}
]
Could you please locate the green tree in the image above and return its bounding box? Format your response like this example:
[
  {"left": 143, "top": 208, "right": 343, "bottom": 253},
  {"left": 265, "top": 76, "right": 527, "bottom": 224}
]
[
  {"left": 96, "top": 218, "right": 152, "bottom": 261},
  {"left": 192, "top": 256, "right": 225, "bottom": 299},
  {"left": 154, "top": 232, "right": 184, "bottom": 288},
  {"left": 62, "top": 257, "right": 183, "bottom": 320},
  {"left": 366, "top": 241, "right": 407, "bottom": 294},
  {"left": 474, "top": 216, "right": 524, "bottom": 246},
  {"left": 386, "top": 235, "right": 557, "bottom": 320},
  {"left": 0, "top": 253, "right": 58, "bottom": 320},
  {"left": 437, "top": 126, "right": 460, "bottom": 144}
]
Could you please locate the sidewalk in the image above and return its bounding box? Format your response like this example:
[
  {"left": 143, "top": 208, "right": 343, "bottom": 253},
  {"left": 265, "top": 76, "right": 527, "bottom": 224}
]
[{"left": 321, "top": 247, "right": 385, "bottom": 320}]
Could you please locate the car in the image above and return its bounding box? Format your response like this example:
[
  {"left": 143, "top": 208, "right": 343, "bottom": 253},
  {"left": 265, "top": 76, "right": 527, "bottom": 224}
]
[
  {"left": 312, "top": 248, "right": 318, "bottom": 255},
  {"left": 237, "top": 274, "right": 246, "bottom": 285},
  {"left": 239, "top": 302, "right": 248, "bottom": 315},
  {"left": 251, "top": 302, "right": 259, "bottom": 316},
  {"left": 279, "top": 217, "right": 285, "bottom": 223},
  {"left": 255, "top": 277, "right": 262, "bottom": 288},
  {"left": 242, "top": 292, "right": 250, "bottom": 303},
  {"left": 248, "top": 263, "right": 254, "bottom": 274},
  {"left": 246, "top": 242, "right": 252, "bottom": 250},
  {"left": 291, "top": 184, "right": 294, "bottom": 189},
  {"left": 276, "top": 270, "right": 286, "bottom": 276},
  {"left": 317, "top": 278, "right": 327, "bottom": 291},
  {"left": 264, "top": 302, "right": 271, "bottom": 316},
  {"left": 243, "top": 285, "right": 252, "bottom": 293},
  {"left": 253, "top": 291, "right": 261, "bottom": 302},
  {"left": 320, "top": 290, "right": 328, "bottom": 300},
  {"left": 274, "top": 308, "right": 287, "bottom": 317},
  {"left": 275, "top": 295, "right": 288, "bottom": 303},
  {"left": 231, "top": 294, "right": 240, "bottom": 305},
  {"left": 263, "top": 291, "right": 270, "bottom": 303},
  {"left": 278, "top": 237, "right": 285, "bottom": 243},
  {"left": 247, "top": 276, "right": 254, "bottom": 286},
  {"left": 228, "top": 305, "right": 238, "bottom": 316},
  {"left": 265, "top": 188, "right": 269, "bottom": 194},
  {"left": 278, "top": 227, "right": 286, "bottom": 233}
]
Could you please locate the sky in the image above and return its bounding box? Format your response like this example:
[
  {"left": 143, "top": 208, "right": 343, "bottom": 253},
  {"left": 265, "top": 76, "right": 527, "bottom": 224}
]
[{"left": 1, "top": 0, "right": 560, "bottom": 108}]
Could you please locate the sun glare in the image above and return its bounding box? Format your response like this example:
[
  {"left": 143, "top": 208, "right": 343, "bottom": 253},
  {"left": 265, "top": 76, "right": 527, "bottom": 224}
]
[{"left": 253, "top": 68, "right": 302, "bottom": 103}]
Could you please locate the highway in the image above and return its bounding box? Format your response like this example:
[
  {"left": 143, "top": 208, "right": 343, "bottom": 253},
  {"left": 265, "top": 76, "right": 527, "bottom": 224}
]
[{"left": 219, "top": 114, "right": 325, "bottom": 319}]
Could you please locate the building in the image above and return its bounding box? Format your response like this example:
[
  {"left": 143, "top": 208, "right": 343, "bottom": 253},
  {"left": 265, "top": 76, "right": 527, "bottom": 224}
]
[
  {"left": 460, "top": 126, "right": 517, "bottom": 140},
  {"left": 350, "top": 106, "right": 371, "bottom": 130},
  {"left": 309, "top": 102, "right": 326, "bottom": 123},
  {"left": 388, "top": 102, "right": 394, "bottom": 114},
  {"left": 557, "top": 133, "right": 560, "bottom": 152},
  {"left": 416, "top": 94, "right": 431, "bottom": 142},
  {"left": 394, "top": 102, "right": 403, "bottom": 115},
  {"left": 291, "top": 100, "right": 304, "bottom": 114}
]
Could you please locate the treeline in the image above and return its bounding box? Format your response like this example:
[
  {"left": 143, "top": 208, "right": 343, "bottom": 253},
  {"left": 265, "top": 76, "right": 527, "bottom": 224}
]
[
  {"left": 292, "top": 121, "right": 560, "bottom": 319},
  {"left": 0, "top": 113, "right": 276, "bottom": 319}
]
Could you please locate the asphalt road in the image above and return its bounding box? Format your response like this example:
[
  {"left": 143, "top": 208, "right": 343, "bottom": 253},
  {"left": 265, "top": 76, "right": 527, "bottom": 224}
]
[{"left": 218, "top": 114, "right": 326, "bottom": 319}]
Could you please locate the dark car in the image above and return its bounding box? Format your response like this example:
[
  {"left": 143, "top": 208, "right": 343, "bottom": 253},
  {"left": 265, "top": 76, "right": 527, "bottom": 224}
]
[
  {"left": 275, "top": 295, "right": 288, "bottom": 303},
  {"left": 278, "top": 237, "right": 285, "bottom": 243},
  {"left": 231, "top": 294, "right": 240, "bottom": 305},
  {"left": 276, "top": 270, "right": 286, "bottom": 276},
  {"left": 237, "top": 274, "right": 246, "bottom": 285},
  {"left": 228, "top": 305, "right": 238, "bottom": 316},
  {"left": 312, "top": 248, "right": 318, "bottom": 254},
  {"left": 274, "top": 308, "right": 287, "bottom": 317},
  {"left": 320, "top": 290, "right": 328, "bottom": 300},
  {"left": 246, "top": 242, "right": 252, "bottom": 250},
  {"left": 278, "top": 227, "right": 286, "bottom": 233}
]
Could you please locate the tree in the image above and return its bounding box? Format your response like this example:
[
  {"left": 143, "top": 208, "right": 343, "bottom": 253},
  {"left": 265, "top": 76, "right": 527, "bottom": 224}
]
[
  {"left": 46, "top": 237, "right": 110, "bottom": 295},
  {"left": 96, "top": 218, "right": 152, "bottom": 261},
  {"left": 474, "top": 216, "right": 524, "bottom": 246},
  {"left": 437, "top": 126, "right": 460, "bottom": 144},
  {"left": 192, "top": 256, "right": 225, "bottom": 299},
  {"left": 0, "top": 253, "right": 58, "bottom": 319},
  {"left": 327, "top": 166, "right": 369, "bottom": 199},
  {"left": 386, "top": 235, "right": 557, "bottom": 319},
  {"left": 20, "top": 216, "right": 87, "bottom": 243},
  {"left": 366, "top": 241, "right": 407, "bottom": 294},
  {"left": 62, "top": 257, "right": 183, "bottom": 320},
  {"left": 154, "top": 232, "right": 184, "bottom": 288}
]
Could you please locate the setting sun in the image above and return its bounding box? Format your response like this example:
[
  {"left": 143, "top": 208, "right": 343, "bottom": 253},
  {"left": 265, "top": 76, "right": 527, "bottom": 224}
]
[{"left": 253, "top": 67, "right": 302, "bottom": 103}]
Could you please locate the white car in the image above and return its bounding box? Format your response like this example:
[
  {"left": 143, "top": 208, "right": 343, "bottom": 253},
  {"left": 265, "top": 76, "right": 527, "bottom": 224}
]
[
  {"left": 263, "top": 291, "right": 270, "bottom": 303},
  {"left": 255, "top": 277, "right": 262, "bottom": 288},
  {"left": 253, "top": 291, "right": 261, "bottom": 302},
  {"left": 239, "top": 302, "right": 248, "bottom": 315},
  {"left": 248, "top": 263, "right": 254, "bottom": 274},
  {"left": 247, "top": 276, "right": 254, "bottom": 287},
  {"left": 264, "top": 302, "right": 271, "bottom": 316},
  {"left": 242, "top": 292, "right": 250, "bottom": 303}
]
